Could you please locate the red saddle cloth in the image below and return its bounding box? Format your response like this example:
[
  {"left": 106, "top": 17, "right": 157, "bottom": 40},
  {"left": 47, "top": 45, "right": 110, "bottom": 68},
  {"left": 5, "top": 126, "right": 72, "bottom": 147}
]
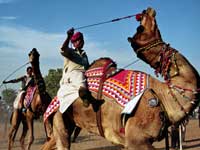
[
  {"left": 86, "top": 69, "right": 148, "bottom": 107},
  {"left": 43, "top": 96, "right": 60, "bottom": 122},
  {"left": 43, "top": 69, "right": 148, "bottom": 122},
  {"left": 24, "top": 86, "right": 37, "bottom": 108}
]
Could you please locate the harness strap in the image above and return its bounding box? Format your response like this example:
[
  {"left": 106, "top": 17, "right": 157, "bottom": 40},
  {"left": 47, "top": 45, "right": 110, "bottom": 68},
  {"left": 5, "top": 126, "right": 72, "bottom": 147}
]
[
  {"left": 149, "top": 89, "right": 170, "bottom": 141},
  {"left": 96, "top": 59, "right": 114, "bottom": 137},
  {"left": 136, "top": 39, "right": 164, "bottom": 54}
]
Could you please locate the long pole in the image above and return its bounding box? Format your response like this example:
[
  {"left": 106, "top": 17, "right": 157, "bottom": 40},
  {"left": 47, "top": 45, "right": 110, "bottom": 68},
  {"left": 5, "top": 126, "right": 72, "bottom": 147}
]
[
  {"left": 0, "top": 62, "right": 29, "bottom": 89},
  {"left": 74, "top": 14, "right": 137, "bottom": 30}
]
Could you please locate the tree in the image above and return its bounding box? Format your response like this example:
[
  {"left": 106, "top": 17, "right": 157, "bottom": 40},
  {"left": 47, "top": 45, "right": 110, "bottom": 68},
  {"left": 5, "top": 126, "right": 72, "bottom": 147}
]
[
  {"left": 44, "top": 68, "right": 62, "bottom": 98},
  {"left": 1, "top": 88, "right": 17, "bottom": 106}
]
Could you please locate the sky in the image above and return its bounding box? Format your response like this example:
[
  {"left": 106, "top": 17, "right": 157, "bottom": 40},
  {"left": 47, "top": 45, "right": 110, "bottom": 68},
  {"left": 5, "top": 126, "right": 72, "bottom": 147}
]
[{"left": 0, "top": 0, "right": 200, "bottom": 93}]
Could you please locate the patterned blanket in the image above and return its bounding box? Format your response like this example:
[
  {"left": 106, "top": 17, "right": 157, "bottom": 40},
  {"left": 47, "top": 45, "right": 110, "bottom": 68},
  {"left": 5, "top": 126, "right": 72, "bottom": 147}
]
[
  {"left": 24, "top": 86, "right": 37, "bottom": 108},
  {"left": 86, "top": 69, "right": 148, "bottom": 107},
  {"left": 43, "top": 69, "right": 148, "bottom": 122},
  {"left": 44, "top": 96, "right": 60, "bottom": 122}
]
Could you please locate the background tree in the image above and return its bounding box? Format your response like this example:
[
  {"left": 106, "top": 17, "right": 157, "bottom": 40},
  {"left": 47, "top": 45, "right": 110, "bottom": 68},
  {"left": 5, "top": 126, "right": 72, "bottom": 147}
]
[
  {"left": 1, "top": 88, "right": 17, "bottom": 106},
  {"left": 44, "top": 68, "right": 62, "bottom": 98}
]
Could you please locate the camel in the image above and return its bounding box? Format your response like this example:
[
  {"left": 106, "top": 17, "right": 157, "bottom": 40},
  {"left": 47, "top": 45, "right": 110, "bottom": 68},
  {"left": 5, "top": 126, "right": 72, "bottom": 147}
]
[
  {"left": 42, "top": 7, "right": 200, "bottom": 150},
  {"left": 8, "top": 48, "right": 52, "bottom": 150},
  {"left": 128, "top": 7, "right": 200, "bottom": 123}
]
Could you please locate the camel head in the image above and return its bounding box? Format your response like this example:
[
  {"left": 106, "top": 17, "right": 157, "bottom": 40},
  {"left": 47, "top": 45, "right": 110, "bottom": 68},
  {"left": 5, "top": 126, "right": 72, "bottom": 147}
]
[
  {"left": 29, "top": 48, "right": 40, "bottom": 64},
  {"left": 128, "top": 7, "right": 162, "bottom": 55}
]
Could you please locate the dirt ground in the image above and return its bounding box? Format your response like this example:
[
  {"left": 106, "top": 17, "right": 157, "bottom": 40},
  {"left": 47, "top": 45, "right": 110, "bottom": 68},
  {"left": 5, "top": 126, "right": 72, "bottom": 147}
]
[{"left": 0, "top": 118, "right": 199, "bottom": 150}]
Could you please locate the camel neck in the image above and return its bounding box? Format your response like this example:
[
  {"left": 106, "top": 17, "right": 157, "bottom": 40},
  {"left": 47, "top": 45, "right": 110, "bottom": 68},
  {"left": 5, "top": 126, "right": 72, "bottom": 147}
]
[{"left": 31, "top": 61, "right": 46, "bottom": 94}]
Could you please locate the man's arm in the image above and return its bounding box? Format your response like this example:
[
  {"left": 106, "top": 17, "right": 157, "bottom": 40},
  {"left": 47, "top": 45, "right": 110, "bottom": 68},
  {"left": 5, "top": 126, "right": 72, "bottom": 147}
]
[
  {"left": 60, "top": 28, "right": 74, "bottom": 58},
  {"left": 3, "top": 76, "right": 25, "bottom": 84}
]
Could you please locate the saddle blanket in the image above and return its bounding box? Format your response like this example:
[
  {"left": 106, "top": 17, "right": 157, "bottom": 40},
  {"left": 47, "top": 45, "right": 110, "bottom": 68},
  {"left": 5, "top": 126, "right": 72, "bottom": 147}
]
[
  {"left": 44, "top": 96, "right": 60, "bottom": 122},
  {"left": 24, "top": 86, "right": 37, "bottom": 108},
  {"left": 43, "top": 70, "right": 148, "bottom": 122},
  {"left": 86, "top": 69, "right": 148, "bottom": 107}
]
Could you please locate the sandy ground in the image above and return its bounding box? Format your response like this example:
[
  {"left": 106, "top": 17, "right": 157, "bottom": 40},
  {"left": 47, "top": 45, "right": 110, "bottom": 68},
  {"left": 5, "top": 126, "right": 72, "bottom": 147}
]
[{"left": 0, "top": 117, "right": 199, "bottom": 150}]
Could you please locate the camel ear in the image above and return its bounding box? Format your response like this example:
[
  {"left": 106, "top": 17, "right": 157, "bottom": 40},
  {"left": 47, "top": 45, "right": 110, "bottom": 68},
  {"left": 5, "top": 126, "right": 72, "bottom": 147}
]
[
  {"left": 127, "top": 37, "right": 132, "bottom": 43},
  {"left": 146, "top": 7, "right": 156, "bottom": 17}
]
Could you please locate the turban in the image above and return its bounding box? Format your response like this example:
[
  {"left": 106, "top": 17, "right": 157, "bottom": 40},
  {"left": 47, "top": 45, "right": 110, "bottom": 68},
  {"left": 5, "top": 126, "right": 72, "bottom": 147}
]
[{"left": 71, "top": 32, "right": 84, "bottom": 43}]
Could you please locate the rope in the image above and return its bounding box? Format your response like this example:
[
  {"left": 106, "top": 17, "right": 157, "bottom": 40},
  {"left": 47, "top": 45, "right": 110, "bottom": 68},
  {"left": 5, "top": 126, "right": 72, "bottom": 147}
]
[
  {"left": 74, "top": 14, "right": 137, "bottom": 30},
  {"left": 122, "top": 59, "right": 140, "bottom": 69},
  {"left": 0, "top": 62, "right": 30, "bottom": 89}
]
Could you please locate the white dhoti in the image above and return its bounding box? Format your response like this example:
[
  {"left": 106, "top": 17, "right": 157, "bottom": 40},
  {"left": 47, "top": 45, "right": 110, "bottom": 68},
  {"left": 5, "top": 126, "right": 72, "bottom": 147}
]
[
  {"left": 13, "top": 90, "right": 25, "bottom": 109},
  {"left": 57, "top": 70, "right": 86, "bottom": 113}
]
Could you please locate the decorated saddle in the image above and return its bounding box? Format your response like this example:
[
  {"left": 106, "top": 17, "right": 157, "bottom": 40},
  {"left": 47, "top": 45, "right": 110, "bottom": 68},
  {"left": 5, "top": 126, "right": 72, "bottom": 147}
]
[
  {"left": 24, "top": 85, "right": 37, "bottom": 108},
  {"left": 86, "top": 68, "right": 148, "bottom": 107},
  {"left": 43, "top": 58, "right": 149, "bottom": 122},
  {"left": 44, "top": 96, "right": 60, "bottom": 122}
]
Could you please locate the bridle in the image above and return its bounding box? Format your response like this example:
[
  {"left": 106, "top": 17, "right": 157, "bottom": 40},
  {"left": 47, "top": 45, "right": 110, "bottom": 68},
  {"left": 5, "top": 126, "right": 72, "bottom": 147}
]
[{"left": 135, "top": 39, "right": 164, "bottom": 55}]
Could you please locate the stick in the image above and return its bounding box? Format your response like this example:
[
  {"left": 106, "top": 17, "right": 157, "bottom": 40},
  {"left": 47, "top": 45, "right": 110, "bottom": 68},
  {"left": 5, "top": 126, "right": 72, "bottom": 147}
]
[
  {"left": 179, "top": 125, "right": 183, "bottom": 150},
  {"left": 74, "top": 14, "right": 136, "bottom": 30}
]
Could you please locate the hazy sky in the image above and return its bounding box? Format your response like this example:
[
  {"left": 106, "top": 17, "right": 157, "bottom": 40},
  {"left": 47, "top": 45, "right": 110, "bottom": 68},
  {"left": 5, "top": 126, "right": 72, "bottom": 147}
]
[{"left": 0, "top": 0, "right": 200, "bottom": 92}]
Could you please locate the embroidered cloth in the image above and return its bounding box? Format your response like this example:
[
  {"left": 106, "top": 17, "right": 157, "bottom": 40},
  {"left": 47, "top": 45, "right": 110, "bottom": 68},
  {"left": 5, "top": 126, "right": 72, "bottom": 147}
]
[
  {"left": 86, "top": 69, "right": 148, "bottom": 107},
  {"left": 43, "top": 69, "right": 148, "bottom": 122},
  {"left": 43, "top": 96, "right": 60, "bottom": 122},
  {"left": 24, "top": 86, "right": 37, "bottom": 108}
]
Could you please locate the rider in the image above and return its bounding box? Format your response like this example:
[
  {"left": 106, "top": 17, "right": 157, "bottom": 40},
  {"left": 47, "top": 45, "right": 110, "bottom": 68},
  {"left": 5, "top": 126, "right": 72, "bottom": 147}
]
[
  {"left": 3, "top": 66, "right": 34, "bottom": 112},
  {"left": 58, "top": 28, "right": 101, "bottom": 112}
]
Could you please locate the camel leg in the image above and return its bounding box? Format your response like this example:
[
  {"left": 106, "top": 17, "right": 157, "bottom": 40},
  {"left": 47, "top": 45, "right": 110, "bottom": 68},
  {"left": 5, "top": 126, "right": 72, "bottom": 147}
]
[
  {"left": 40, "top": 135, "right": 56, "bottom": 150},
  {"left": 123, "top": 89, "right": 164, "bottom": 150},
  {"left": 19, "top": 119, "right": 28, "bottom": 150},
  {"left": 124, "top": 124, "right": 155, "bottom": 150},
  {"left": 72, "top": 126, "right": 81, "bottom": 142},
  {"left": 8, "top": 110, "right": 21, "bottom": 150},
  {"left": 53, "top": 111, "right": 71, "bottom": 150},
  {"left": 44, "top": 118, "right": 53, "bottom": 140},
  {"left": 25, "top": 113, "right": 34, "bottom": 150}
]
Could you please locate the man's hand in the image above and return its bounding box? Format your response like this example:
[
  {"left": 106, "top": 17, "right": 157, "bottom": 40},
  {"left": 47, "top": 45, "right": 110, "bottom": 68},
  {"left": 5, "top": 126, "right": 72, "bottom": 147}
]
[
  {"left": 3, "top": 80, "right": 8, "bottom": 84},
  {"left": 67, "top": 28, "right": 74, "bottom": 38}
]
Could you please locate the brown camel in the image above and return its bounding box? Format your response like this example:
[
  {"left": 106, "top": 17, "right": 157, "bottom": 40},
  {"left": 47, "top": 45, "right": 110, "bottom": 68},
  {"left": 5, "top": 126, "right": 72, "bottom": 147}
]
[
  {"left": 128, "top": 7, "right": 200, "bottom": 123},
  {"left": 8, "top": 48, "right": 52, "bottom": 150},
  {"left": 42, "top": 7, "right": 200, "bottom": 150}
]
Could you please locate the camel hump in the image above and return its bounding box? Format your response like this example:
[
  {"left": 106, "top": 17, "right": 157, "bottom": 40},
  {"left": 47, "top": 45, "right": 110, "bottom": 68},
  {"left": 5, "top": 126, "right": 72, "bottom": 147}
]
[{"left": 86, "top": 57, "right": 117, "bottom": 78}]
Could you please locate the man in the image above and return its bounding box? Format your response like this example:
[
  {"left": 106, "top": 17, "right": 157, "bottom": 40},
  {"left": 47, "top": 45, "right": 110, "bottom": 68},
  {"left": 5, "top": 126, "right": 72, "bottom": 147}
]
[
  {"left": 57, "top": 28, "right": 95, "bottom": 114},
  {"left": 3, "top": 66, "right": 34, "bottom": 112}
]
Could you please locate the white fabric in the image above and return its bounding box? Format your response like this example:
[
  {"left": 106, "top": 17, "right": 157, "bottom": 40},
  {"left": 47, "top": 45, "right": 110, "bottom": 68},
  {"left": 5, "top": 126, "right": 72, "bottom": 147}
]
[
  {"left": 121, "top": 91, "right": 144, "bottom": 115},
  {"left": 57, "top": 70, "right": 86, "bottom": 113},
  {"left": 13, "top": 90, "right": 25, "bottom": 109}
]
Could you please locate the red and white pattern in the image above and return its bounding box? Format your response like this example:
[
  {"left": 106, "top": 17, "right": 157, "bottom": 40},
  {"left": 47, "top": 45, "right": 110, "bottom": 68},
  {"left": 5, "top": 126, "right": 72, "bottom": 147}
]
[
  {"left": 43, "top": 69, "right": 148, "bottom": 122},
  {"left": 85, "top": 67, "right": 104, "bottom": 77},
  {"left": 86, "top": 69, "right": 148, "bottom": 107},
  {"left": 43, "top": 96, "right": 60, "bottom": 122},
  {"left": 24, "top": 86, "right": 37, "bottom": 108}
]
